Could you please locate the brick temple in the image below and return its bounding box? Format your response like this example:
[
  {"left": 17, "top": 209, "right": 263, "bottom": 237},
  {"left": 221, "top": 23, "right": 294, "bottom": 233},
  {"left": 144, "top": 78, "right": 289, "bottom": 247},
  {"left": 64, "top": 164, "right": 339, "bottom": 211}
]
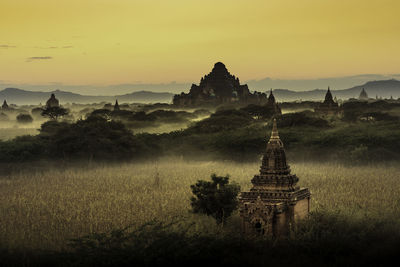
[
  {"left": 239, "top": 119, "right": 310, "bottom": 236},
  {"left": 173, "top": 62, "right": 268, "bottom": 106}
]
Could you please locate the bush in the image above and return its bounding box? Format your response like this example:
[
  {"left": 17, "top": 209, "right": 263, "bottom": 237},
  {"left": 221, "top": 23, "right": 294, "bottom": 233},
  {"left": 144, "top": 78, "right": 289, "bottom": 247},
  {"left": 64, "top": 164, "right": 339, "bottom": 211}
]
[{"left": 16, "top": 114, "right": 33, "bottom": 123}]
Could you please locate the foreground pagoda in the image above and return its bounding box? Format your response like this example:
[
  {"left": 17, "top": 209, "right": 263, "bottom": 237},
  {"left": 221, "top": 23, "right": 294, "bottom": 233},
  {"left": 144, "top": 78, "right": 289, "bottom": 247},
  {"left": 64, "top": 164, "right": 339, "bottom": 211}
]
[{"left": 239, "top": 119, "right": 310, "bottom": 236}]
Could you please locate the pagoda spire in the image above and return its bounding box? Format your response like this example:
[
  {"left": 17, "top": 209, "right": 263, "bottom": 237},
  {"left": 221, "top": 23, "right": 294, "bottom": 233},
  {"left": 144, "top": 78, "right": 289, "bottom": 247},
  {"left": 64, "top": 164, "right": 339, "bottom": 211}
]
[
  {"left": 270, "top": 118, "right": 280, "bottom": 141},
  {"left": 114, "top": 99, "right": 120, "bottom": 111}
]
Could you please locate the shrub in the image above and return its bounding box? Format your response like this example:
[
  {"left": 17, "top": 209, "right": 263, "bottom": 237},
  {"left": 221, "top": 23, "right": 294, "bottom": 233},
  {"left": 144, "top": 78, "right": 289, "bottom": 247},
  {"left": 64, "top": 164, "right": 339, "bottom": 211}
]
[{"left": 16, "top": 114, "right": 33, "bottom": 123}]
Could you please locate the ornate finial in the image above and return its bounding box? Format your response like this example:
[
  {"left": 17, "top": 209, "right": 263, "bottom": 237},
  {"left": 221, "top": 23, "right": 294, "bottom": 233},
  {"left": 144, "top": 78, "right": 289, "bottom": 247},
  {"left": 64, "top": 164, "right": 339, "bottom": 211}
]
[{"left": 270, "top": 119, "right": 279, "bottom": 140}]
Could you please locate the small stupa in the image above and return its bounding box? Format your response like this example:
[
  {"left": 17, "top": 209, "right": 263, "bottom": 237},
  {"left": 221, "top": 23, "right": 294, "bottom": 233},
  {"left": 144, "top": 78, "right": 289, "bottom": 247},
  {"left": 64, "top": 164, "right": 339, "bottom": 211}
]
[
  {"left": 239, "top": 119, "right": 311, "bottom": 236},
  {"left": 113, "top": 99, "right": 120, "bottom": 111}
]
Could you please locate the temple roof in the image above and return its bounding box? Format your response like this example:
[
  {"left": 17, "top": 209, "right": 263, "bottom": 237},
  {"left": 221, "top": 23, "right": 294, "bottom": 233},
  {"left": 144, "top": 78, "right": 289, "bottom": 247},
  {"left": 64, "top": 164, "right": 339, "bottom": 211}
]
[
  {"left": 259, "top": 119, "right": 289, "bottom": 175},
  {"left": 114, "top": 99, "right": 120, "bottom": 111},
  {"left": 251, "top": 119, "right": 299, "bottom": 191},
  {"left": 324, "top": 87, "right": 334, "bottom": 103},
  {"left": 268, "top": 89, "right": 276, "bottom": 104},
  {"left": 359, "top": 88, "right": 369, "bottom": 100}
]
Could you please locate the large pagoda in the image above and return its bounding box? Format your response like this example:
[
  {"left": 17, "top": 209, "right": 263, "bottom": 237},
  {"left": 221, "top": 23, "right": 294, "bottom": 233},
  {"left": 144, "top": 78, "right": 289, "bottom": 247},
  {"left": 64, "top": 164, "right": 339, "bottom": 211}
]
[
  {"left": 173, "top": 62, "right": 267, "bottom": 106},
  {"left": 239, "top": 119, "right": 310, "bottom": 236}
]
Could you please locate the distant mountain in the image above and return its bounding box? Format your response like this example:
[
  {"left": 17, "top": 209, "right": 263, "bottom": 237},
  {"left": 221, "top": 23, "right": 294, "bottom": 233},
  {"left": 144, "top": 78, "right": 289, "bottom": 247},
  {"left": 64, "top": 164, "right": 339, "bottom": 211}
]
[
  {"left": 247, "top": 74, "right": 400, "bottom": 92},
  {"left": 0, "top": 88, "right": 174, "bottom": 105},
  {"left": 116, "top": 91, "right": 175, "bottom": 103},
  {"left": 1, "top": 79, "right": 399, "bottom": 105},
  {"left": 271, "top": 79, "right": 400, "bottom": 101}
]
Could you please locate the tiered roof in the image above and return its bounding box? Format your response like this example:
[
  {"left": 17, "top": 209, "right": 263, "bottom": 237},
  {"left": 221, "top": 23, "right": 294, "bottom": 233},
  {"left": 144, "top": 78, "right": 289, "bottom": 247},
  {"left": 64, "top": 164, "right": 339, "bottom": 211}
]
[{"left": 240, "top": 119, "right": 309, "bottom": 202}]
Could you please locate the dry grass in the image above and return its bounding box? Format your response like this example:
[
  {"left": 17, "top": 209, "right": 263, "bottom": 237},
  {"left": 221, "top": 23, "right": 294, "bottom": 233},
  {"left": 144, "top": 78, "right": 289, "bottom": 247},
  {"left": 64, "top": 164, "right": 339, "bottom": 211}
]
[{"left": 0, "top": 159, "right": 399, "bottom": 251}]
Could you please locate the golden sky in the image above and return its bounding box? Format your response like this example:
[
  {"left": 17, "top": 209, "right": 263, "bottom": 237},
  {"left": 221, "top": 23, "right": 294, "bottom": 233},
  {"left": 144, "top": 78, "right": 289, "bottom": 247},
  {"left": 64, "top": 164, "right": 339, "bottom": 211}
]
[{"left": 0, "top": 0, "right": 399, "bottom": 85}]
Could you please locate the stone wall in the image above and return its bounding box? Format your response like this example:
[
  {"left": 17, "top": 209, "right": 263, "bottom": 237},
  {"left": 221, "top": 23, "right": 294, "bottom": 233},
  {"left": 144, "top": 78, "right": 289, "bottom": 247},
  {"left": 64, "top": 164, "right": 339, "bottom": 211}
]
[{"left": 294, "top": 197, "right": 310, "bottom": 221}]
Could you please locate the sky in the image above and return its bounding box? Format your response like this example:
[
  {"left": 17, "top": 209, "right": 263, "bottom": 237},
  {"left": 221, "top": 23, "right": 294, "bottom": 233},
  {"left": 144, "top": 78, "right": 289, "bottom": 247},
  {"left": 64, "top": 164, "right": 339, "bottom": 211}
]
[{"left": 0, "top": 0, "right": 399, "bottom": 92}]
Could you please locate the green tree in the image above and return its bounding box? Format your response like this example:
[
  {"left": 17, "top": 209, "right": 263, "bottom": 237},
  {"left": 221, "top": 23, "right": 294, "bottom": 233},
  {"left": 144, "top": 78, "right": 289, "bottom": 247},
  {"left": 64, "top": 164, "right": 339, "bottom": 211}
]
[{"left": 190, "top": 174, "right": 240, "bottom": 225}]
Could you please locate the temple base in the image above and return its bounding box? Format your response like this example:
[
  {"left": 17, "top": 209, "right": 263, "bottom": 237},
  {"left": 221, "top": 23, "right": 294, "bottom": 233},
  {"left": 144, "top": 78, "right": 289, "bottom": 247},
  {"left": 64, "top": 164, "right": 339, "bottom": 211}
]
[{"left": 239, "top": 188, "right": 310, "bottom": 236}]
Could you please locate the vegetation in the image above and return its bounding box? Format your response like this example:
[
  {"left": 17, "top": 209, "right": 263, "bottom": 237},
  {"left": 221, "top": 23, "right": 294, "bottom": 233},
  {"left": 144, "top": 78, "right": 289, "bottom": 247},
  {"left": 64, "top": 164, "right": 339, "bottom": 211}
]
[
  {"left": 16, "top": 113, "right": 33, "bottom": 124},
  {"left": 190, "top": 174, "right": 240, "bottom": 225},
  {"left": 0, "top": 160, "right": 399, "bottom": 266},
  {"left": 41, "top": 106, "right": 69, "bottom": 120},
  {"left": 1, "top": 103, "right": 400, "bottom": 163},
  {"left": 0, "top": 112, "right": 9, "bottom": 121}
]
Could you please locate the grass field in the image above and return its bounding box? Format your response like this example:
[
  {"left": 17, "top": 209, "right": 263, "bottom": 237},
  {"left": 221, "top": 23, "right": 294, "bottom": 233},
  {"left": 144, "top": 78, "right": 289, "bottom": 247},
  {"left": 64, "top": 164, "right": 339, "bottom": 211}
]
[{"left": 1, "top": 159, "right": 399, "bottom": 252}]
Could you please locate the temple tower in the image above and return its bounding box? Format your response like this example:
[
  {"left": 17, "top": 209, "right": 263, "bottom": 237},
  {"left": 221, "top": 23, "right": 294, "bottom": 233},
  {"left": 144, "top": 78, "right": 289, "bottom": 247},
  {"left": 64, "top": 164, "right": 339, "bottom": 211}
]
[
  {"left": 314, "top": 87, "right": 340, "bottom": 115},
  {"left": 114, "top": 99, "right": 120, "bottom": 111},
  {"left": 266, "top": 89, "right": 282, "bottom": 115},
  {"left": 2, "top": 100, "right": 9, "bottom": 110},
  {"left": 46, "top": 93, "right": 60, "bottom": 108},
  {"left": 239, "top": 119, "right": 310, "bottom": 236},
  {"left": 359, "top": 88, "right": 369, "bottom": 101}
]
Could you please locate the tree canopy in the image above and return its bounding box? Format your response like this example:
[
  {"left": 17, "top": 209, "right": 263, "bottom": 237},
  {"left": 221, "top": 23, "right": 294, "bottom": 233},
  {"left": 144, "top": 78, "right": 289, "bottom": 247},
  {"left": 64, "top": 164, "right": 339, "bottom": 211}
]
[{"left": 190, "top": 174, "right": 240, "bottom": 225}]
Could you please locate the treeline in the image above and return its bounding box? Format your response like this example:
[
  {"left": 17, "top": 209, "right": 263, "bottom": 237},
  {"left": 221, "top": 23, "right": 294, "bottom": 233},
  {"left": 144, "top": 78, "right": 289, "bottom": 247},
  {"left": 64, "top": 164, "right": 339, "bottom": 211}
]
[{"left": 0, "top": 103, "right": 400, "bottom": 163}]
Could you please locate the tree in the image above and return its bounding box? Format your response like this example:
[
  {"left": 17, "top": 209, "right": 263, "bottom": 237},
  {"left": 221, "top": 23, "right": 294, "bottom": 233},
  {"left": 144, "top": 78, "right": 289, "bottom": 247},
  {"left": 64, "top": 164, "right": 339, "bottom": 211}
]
[
  {"left": 39, "top": 116, "right": 138, "bottom": 161},
  {"left": 190, "top": 174, "right": 240, "bottom": 225},
  {"left": 16, "top": 113, "right": 33, "bottom": 123},
  {"left": 41, "top": 106, "right": 69, "bottom": 120}
]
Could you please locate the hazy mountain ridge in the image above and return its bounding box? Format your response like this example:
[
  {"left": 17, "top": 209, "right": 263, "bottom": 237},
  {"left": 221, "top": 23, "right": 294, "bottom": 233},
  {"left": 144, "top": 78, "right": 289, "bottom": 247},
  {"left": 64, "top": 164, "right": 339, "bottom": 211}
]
[
  {"left": 1, "top": 79, "right": 399, "bottom": 105},
  {"left": 247, "top": 74, "right": 400, "bottom": 92},
  {"left": 2, "top": 74, "right": 400, "bottom": 95},
  {"left": 0, "top": 88, "right": 175, "bottom": 105},
  {"left": 272, "top": 79, "right": 400, "bottom": 101}
]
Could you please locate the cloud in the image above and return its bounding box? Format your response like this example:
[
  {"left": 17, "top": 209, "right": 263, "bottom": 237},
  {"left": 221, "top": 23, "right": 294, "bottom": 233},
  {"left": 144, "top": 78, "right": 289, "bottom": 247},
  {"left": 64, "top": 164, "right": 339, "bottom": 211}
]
[
  {"left": 34, "top": 46, "right": 73, "bottom": 49},
  {"left": 26, "top": 56, "right": 53, "bottom": 62},
  {"left": 0, "top": 45, "right": 17, "bottom": 48}
]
